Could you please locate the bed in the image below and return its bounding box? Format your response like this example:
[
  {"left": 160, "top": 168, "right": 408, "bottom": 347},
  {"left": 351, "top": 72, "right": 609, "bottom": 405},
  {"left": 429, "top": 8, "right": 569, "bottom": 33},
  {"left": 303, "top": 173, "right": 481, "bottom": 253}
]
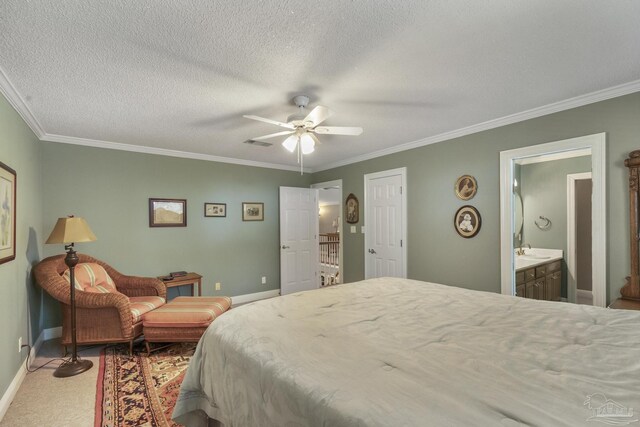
[{"left": 172, "top": 278, "right": 640, "bottom": 426}]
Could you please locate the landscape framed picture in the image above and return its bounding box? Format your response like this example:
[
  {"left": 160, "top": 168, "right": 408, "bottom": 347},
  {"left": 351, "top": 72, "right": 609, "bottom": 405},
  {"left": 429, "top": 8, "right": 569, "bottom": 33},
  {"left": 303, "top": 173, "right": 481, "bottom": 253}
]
[
  {"left": 0, "top": 161, "right": 16, "bottom": 265},
  {"left": 242, "top": 202, "right": 264, "bottom": 221},
  {"left": 149, "top": 198, "right": 187, "bottom": 227},
  {"left": 204, "top": 202, "right": 226, "bottom": 217}
]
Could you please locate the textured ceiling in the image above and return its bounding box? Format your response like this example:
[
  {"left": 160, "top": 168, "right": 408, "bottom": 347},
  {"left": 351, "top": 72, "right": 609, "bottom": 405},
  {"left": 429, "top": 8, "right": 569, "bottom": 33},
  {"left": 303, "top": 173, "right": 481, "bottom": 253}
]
[{"left": 1, "top": 1, "right": 639, "bottom": 170}]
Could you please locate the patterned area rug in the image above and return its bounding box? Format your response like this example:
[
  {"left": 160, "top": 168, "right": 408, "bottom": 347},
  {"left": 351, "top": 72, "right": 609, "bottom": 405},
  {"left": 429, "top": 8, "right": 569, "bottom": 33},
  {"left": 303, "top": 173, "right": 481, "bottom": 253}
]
[{"left": 95, "top": 343, "right": 196, "bottom": 427}]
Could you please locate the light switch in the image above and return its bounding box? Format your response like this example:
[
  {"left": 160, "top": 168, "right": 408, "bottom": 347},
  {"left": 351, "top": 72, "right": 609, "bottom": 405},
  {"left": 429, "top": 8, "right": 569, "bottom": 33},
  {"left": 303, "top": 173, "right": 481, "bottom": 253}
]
[{"left": 350, "top": 225, "right": 356, "bottom": 233}]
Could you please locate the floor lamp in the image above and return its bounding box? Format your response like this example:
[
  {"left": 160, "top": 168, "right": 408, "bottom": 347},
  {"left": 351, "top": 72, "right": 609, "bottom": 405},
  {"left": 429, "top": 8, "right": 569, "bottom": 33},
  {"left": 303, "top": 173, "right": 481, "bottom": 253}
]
[{"left": 45, "top": 215, "right": 97, "bottom": 377}]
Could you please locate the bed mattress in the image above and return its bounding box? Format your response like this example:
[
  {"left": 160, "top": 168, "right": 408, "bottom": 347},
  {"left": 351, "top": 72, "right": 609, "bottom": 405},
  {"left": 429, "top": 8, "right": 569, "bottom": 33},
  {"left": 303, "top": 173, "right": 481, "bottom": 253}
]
[{"left": 172, "top": 277, "right": 640, "bottom": 426}]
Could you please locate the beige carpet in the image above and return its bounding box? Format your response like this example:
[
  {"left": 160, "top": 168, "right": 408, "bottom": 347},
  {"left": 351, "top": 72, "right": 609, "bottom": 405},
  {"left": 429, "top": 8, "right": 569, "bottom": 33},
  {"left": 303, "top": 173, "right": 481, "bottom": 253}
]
[{"left": 1, "top": 339, "right": 103, "bottom": 427}]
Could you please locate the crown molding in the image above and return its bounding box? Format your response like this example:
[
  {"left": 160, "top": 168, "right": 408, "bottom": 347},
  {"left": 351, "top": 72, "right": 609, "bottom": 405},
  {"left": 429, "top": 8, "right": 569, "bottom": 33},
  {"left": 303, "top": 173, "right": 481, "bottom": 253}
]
[
  {"left": 0, "top": 65, "right": 46, "bottom": 138},
  {"left": 41, "top": 133, "right": 310, "bottom": 173},
  {"left": 314, "top": 79, "right": 640, "bottom": 172},
  {"left": 2, "top": 55, "right": 638, "bottom": 174}
]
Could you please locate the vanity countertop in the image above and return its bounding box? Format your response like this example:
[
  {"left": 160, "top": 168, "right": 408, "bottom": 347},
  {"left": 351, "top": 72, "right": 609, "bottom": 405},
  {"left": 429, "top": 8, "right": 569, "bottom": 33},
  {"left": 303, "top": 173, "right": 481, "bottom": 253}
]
[{"left": 515, "top": 248, "right": 563, "bottom": 271}]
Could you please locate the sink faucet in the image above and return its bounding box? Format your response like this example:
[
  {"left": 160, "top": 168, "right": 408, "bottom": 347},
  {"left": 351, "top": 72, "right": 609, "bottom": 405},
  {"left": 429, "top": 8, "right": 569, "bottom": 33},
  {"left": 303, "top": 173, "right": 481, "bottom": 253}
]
[{"left": 515, "top": 243, "right": 531, "bottom": 256}]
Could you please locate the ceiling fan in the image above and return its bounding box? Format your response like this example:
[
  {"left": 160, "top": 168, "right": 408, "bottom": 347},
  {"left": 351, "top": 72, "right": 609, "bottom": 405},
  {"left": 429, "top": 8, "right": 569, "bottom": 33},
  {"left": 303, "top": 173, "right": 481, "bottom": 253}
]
[{"left": 243, "top": 95, "right": 363, "bottom": 172}]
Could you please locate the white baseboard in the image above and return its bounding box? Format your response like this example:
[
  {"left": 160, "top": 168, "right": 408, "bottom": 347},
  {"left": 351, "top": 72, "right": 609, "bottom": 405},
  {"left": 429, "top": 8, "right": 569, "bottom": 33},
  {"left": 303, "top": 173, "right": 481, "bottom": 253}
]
[
  {"left": 0, "top": 325, "right": 60, "bottom": 422},
  {"left": 43, "top": 326, "right": 62, "bottom": 341},
  {"left": 231, "top": 289, "right": 280, "bottom": 305},
  {"left": 0, "top": 356, "right": 27, "bottom": 422}
]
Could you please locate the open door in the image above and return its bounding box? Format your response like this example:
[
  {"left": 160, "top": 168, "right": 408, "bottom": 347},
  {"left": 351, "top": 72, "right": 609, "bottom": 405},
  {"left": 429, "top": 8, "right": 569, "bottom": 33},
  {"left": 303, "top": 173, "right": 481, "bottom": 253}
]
[{"left": 280, "top": 187, "right": 319, "bottom": 295}]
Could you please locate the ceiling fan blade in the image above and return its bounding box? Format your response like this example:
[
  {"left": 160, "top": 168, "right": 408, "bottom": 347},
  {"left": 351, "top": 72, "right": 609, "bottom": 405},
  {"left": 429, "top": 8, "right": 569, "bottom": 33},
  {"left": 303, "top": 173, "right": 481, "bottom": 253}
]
[
  {"left": 253, "top": 130, "right": 294, "bottom": 141},
  {"left": 313, "top": 126, "right": 363, "bottom": 136},
  {"left": 243, "top": 115, "right": 295, "bottom": 129},
  {"left": 303, "top": 106, "right": 333, "bottom": 127},
  {"left": 308, "top": 132, "right": 321, "bottom": 145}
]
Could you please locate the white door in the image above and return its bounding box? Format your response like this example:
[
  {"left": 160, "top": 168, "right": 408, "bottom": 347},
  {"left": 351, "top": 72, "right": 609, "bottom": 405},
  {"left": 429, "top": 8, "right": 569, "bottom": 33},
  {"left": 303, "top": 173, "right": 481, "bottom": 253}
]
[
  {"left": 280, "top": 187, "right": 319, "bottom": 295},
  {"left": 364, "top": 168, "right": 407, "bottom": 279}
]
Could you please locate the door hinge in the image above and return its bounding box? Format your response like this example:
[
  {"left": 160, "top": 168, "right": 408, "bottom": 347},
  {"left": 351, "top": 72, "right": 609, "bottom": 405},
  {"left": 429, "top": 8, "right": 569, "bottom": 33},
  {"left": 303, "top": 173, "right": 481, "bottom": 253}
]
[
  {"left": 400, "top": 239, "right": 403, "bottom": 247},
  {"left": 400, "top": 186, "right": 403, "bottom": 195}
]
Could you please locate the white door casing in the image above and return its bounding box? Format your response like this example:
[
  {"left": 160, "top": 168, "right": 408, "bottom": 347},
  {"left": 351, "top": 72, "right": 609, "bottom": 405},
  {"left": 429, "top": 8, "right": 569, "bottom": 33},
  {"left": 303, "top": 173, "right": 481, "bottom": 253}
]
[
  {"left": 280, "top": 187, "right": 319, "bottom": 295},
  {"left": 499, "top": 133, "right": 606, "bottom": 307},
  {"left": 364, "top": 168, "right": 407, "bottom": 279}
]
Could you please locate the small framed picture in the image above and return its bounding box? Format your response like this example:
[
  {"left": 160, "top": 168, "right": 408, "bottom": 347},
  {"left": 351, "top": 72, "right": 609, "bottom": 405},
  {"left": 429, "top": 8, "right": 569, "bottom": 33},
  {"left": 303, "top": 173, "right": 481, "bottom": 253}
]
[
  {"left": 242, "top": 202, "right": 264, "bottom": 221},
  {"left": 454, "top": 205, "right": 481, "bottom": 238},
  {"left": 204, "top": 203, "right": 226, "bottom": 217},
  {"left": 455, "top": 175, "right": 477, "bottom": 200},
  {"left": 149, "top": 198, "right": 187, "bottom": 227},
  {"left": 345, "top": 193, "right": 359, "bottom": 224},
  {"left": 0, "top": 161, "right": 16, "bottom": 265}
]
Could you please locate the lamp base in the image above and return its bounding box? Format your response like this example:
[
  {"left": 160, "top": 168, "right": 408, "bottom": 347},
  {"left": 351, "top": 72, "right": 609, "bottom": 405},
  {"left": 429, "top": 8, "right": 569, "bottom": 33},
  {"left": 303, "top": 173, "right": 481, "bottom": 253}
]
[{"left": 53, "top": 358, "right": 93, "bottom": 378}]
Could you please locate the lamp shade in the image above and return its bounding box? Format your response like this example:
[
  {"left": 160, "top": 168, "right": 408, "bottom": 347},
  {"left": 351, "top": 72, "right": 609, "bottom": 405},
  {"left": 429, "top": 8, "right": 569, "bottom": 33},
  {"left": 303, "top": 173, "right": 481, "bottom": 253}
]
[
  {"left": 299, "top": 133, "right": 315, "bottom": 154},
  {"left": 46, "top": 216, "right": 97, "bottom": 244},
  {"left": 282, "top": 135, "right": 298, "bottom": 153}
]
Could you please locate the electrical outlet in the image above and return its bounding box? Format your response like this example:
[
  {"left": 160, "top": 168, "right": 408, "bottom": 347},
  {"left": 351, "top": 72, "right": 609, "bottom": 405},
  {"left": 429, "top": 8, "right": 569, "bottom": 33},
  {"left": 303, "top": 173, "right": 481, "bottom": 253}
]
[
  {"left": 261, "top": 276, "right": 266, "bottom": 285},
  {"left": 215, "top": 282, "right": 221, "bottom": 291},
  {"left": 18, "top": 337, "right": 22, "bottom": 353}
]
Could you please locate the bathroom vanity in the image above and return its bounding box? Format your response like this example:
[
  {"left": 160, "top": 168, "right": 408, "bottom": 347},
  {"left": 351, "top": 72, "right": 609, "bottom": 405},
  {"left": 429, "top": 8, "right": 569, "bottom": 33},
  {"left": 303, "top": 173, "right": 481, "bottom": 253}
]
[{"left": 515, "top": 249, "right": 563, "bottom": 301}]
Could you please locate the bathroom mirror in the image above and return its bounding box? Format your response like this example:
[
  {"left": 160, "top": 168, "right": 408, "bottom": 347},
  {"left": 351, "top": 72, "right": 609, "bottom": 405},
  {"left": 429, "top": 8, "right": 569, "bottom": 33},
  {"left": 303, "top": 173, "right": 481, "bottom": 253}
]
[
  {"left": 514, "top": 192, "right": 523, "bottom": 242},
  {"left": 499, "top": 133, "right": 607, "bottom": 307}
]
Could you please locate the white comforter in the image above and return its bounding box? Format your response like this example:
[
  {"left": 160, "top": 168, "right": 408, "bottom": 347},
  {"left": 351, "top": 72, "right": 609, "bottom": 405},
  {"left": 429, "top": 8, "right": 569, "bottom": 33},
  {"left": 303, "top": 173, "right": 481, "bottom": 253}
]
[{"left": 172, "top": 278, "right": 640, "bottom": 426}]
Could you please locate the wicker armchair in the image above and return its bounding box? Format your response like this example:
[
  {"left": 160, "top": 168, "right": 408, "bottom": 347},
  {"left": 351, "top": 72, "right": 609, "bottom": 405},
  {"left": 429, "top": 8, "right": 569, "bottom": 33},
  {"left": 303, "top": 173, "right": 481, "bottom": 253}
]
[{"left": 34, "top": 253, "right": 166, "bottom": 353}]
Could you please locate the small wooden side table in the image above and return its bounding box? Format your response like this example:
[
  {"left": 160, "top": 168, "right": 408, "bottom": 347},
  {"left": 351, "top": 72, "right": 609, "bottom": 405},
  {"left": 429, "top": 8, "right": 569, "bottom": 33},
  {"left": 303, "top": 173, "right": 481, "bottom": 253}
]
[
  {"left": 158, "top": 273, "right": 202, "bottom": 297},
  {"left": 609, "top": 298, "right": 640, "bottom": 311}
]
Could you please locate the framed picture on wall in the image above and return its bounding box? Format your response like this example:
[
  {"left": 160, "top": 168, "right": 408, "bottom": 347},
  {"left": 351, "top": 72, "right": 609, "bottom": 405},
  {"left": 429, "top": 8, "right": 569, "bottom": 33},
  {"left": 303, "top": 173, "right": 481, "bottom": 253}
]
[
  {"left": 454, "top": 205, "right": 481, "bottom": 238},
  {"left": 204, "top": 203, "right": 226, "bottom": 217},
  {"left": 0, "top": 161, "right": 16, "bottom": 265},
  {"left": 149, "top": 198, "right": 187, "bottom": 227},
  {"left": 242, "top": 202, "right": 264, "bottom": 221},
  {"left": 455, "top": 175, "right": 478, "bottom": 200},
  {"left": 345, "top": 193, "right": 359, "bottom": 224}
]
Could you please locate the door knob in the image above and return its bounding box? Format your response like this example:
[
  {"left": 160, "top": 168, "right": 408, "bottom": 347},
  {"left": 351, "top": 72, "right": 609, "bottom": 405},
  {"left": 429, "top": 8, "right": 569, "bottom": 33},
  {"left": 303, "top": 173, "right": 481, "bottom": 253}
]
[
  {"left": 281, "top": 245, "right": 290, "bottom": 249},
  {"left": 368, "top": 248, "right": 376, "bottom": 254}
]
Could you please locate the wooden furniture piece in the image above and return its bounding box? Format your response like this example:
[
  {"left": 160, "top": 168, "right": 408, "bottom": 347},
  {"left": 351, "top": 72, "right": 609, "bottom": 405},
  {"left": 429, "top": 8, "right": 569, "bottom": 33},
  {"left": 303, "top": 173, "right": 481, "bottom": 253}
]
[
  {"left": 34, "top": 254, "right": 166, "bottom": 354},
  {"left": 143, "top": 296, "right": 231, "bottom": 353},
  {"left": 159, "top": 272, "right": 202, "bottom": 297},
  {"left": 515, "top": 259, "right": 561, "bottom": 301},
  {"left": 621, "top": 150, "right": 640, "bottom": 301},
  {"left": 609, "top": 298, "right": 640, "bottom": 310}
]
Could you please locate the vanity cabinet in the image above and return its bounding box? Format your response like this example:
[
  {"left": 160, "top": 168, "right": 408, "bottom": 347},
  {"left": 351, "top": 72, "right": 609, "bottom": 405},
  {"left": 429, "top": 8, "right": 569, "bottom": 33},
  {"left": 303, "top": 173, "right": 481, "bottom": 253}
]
[{"left": 516, "top": 259, "right": 562, "bottom": 301}]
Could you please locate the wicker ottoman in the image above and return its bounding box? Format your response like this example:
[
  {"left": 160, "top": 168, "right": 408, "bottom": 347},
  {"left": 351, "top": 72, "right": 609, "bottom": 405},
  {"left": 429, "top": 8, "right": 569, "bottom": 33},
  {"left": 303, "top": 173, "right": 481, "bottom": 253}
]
[{"left": 142, "top": 296, "right": 231, "bottom": 352}]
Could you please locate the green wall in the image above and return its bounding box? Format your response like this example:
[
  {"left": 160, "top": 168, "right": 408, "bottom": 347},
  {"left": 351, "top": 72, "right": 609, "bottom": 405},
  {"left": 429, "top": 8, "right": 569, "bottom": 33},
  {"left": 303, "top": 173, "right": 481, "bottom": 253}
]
[
  {"left": 312, "top": 92, "right": 640, "bottom": 302},
  {"left": 521, "top": 156, "right": 591, "bottom": 252},
  {"left": 0, "top": 94, "right": 43, "bottom": 400},
  {"left": 40, "top": 143, "right": 310, "bottom": 328}
]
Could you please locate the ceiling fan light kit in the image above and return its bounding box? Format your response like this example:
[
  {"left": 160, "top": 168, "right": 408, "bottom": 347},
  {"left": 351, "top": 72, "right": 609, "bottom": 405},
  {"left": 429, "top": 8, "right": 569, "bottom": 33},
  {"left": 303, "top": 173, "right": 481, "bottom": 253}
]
[
  {"left": 282, "top": 134, "right": 298, "bottom": 153},
  {"left": 243, "top": 94, "right": 363, "bottom": 174},
  {"left": 299, "top": 133, "right": 315, "bottom": 154}
]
